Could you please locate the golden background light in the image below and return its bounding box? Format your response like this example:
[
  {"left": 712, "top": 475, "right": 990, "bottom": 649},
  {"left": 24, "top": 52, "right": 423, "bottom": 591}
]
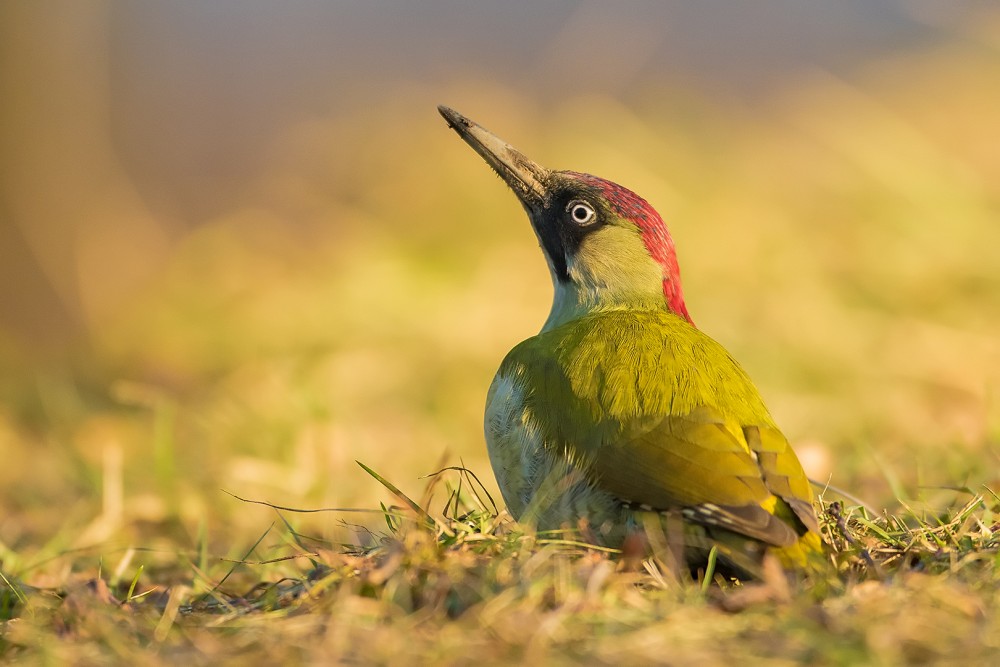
[{"left": 1, "top": 3, "right": 998, "bottom": 551}]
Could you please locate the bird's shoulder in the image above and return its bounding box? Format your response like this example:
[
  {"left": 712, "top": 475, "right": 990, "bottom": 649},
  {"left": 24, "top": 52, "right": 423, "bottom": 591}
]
[{"left": 498, "top": 308, "right": 772, "bottom": 426}]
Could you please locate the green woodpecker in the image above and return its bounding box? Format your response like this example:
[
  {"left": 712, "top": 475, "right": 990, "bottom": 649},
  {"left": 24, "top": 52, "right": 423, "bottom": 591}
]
[{"left": 439, "top": 106, "right": 826, "bottom": 577}]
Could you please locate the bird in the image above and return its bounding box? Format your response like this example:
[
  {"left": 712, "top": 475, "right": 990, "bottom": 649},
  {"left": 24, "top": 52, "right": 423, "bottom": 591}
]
[{"left": 438, "top": 105, "right": 827, "bottom": 578}]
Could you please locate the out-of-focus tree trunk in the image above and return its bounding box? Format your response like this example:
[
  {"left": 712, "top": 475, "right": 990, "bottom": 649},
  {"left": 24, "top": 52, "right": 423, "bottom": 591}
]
[{"left": 0, "top": 1, "right": 167, "bottom": 349}]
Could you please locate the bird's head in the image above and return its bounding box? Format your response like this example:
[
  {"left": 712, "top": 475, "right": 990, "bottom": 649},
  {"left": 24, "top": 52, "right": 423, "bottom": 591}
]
[{"left": 439, "top": 106, "right": 691, "bottom": 330}]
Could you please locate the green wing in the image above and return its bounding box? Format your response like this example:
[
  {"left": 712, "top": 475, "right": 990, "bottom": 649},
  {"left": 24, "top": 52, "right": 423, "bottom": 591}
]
[
  {"left": 589, "top": 407, "right": 814, "bottom": 546},
  {"left": 744, "top": 423, "right": 819, "bottom": 534},
  {"left": 511, "top": 309, "right": 818, "bottom": 546}
]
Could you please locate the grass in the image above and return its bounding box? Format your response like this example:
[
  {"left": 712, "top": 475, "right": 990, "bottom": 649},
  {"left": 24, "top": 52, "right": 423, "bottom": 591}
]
[
  {"left": 1, "top": 465, "right": 998, "bottom": 664},
  {"left": 3, "top": 18, "right": 1000, "bottom": 665}
]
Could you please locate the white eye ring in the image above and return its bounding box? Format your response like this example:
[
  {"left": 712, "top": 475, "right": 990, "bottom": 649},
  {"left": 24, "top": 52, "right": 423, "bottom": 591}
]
[{"left": 567, "top": 201, "right": 597, "bottom": 225}]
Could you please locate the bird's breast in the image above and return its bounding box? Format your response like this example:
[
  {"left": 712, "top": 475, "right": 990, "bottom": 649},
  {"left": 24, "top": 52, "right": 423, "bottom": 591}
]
[{"left": 484, "top": 367, "right": 625, "bottom": 541}]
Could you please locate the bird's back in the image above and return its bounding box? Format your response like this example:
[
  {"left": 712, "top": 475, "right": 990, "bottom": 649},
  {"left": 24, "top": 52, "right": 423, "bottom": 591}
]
[{"left": 485, "top": 308, "right": 823, "bottom": 573}]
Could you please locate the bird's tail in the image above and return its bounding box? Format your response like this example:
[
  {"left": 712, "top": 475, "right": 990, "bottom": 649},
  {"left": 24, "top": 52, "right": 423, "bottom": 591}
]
[{"left": 680, "top": 523, "right": 832, "bottom": 581}]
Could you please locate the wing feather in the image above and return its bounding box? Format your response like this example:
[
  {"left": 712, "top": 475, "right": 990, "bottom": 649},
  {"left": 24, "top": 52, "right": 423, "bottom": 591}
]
[
  {"left": 588, "top": 407, "right": 805, "bottom": 546},
  {"left": 505, "top": 310, "right": 820, "bottom": 546}
]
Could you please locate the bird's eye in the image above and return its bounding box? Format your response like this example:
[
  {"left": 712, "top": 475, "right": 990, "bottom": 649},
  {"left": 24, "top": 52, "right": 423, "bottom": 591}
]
[{"left": 567, "top": 201, "right": 597, "bottom": 226}]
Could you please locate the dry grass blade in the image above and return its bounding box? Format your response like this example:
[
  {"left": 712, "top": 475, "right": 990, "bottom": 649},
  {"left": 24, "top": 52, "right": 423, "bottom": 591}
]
[{"left": 355, "top": 461, "right": 437, "bottom": 525}]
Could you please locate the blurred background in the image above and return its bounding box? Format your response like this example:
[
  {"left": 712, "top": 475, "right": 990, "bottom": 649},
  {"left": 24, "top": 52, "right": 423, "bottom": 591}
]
[{"left": 1, "top": 2, "right": 998, "bottom": 564}]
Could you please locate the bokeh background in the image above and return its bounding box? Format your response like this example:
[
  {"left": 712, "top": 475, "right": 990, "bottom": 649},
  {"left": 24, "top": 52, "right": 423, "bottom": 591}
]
[{"left": 1, "top": 2, "right": 998, "bottom": 566}]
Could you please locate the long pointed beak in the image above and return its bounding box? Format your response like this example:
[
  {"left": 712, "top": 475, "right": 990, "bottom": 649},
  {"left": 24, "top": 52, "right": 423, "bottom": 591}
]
[{"left": 438, "top": 105, "right": 550, "bottom": 209}]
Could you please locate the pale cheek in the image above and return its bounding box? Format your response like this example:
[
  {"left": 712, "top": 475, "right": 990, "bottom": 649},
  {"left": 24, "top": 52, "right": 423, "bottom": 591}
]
[{"left": 573, "top": 237, "right": 664, "bottom": 296}]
